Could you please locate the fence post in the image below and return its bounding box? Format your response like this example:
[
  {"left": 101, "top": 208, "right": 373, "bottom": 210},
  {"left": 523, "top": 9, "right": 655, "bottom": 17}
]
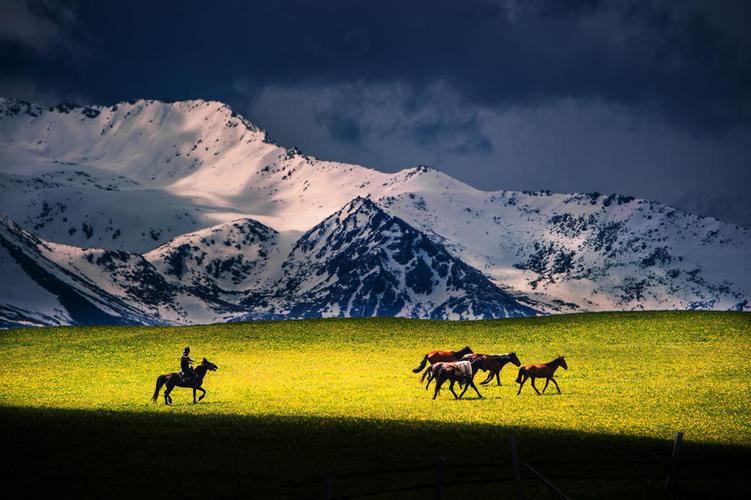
[
  {"left": 664, "top": 432, "right": 684, "bottom": 493},
  {"left": 435, "top": 456, "right": 446, "bottom": 500},
  {"left": 324, "top": 474, "right": 332, "bottom": 500},
  {"left": 510, "top": 435, "right": 526, "bottom": 500}
]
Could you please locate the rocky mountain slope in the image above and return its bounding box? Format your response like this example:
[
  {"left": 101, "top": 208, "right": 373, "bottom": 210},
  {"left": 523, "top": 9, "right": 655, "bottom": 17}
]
[
  {"left": 0, "top": 97, "right": 748, "bottom": 326},
  {"left": 265, "top": 197, "right": 536, "bottom": 320}
]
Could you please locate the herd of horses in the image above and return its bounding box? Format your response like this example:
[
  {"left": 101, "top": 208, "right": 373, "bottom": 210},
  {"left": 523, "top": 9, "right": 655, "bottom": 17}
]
[
  {"left": 412, "top": 346, "right": 568, "bottom": 400},
  {"left": 150, "top": 348, "right": 567, "bottom": 405}
]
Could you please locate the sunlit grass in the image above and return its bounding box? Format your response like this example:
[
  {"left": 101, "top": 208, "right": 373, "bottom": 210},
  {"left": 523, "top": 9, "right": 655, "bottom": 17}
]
[{"left": 2, "top": 311, "right": 750, "bottom": 445}]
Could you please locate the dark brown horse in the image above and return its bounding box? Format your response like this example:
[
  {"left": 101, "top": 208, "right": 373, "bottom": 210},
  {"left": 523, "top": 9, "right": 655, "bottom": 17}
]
[
  {"left": 432, "top": 357, "right": 486, "bottom": 400},
  {"left": 413, "top": 346, "right": 473, "bottom": 383},
  {"left": 477, "top": 352, "right": 521, "bottom": 385},
  {"left": 515, "top": 356, "right": 567, "bottom": 395},
  {"left": 152, "top": 358, "right": 218, "bottom": 405},
  {"left": 425, "top": 352, "right": 521, "bottom": 388}
]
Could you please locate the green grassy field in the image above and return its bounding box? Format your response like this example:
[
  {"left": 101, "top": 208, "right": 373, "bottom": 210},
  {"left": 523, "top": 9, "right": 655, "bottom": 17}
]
[{"left": 2, "top": 311, "right": 750, "bottom": 498}]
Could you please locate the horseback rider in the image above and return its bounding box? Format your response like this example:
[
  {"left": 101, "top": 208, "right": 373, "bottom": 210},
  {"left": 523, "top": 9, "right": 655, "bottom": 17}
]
[{"left": 180, "top": 346, "right": 197, "bottom": 384}]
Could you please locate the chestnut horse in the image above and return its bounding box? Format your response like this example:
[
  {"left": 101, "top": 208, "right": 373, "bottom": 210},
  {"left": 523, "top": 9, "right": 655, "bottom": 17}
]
[
  {"left": 515, "top": 356, "right": 568, "bottom": 395},
  {"left": 432, "top": 357, "right": 486, "bottom": 400},
  {"left": 413, "top": 346, "right": 473, "bottom": 383},
  {"left": 152, "top": 358, "right": 218, "bottom": 405}
]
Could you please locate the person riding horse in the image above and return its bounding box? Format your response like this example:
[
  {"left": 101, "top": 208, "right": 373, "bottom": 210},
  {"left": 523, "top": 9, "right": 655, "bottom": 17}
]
[{"left": 180, "top": 346, "right": 198, "bottom": 384}]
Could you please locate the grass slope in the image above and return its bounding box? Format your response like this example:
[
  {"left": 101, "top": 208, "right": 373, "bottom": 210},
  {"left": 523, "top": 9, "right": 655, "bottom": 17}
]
[{"left": 1, "top": 311, "right": 750, "bottom": 498}]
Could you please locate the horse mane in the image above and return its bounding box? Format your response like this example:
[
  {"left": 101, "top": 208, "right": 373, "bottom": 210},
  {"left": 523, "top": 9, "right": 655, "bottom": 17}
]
[{"left": 490, "top": 353, "right": 512, "bottom": 360}]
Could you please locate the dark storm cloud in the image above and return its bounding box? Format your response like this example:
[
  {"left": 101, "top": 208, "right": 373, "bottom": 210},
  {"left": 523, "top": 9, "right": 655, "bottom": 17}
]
[
  {"left": 3, "top": 0, "right": 749, "bottom": 130},
  {"left": 1, "top": 0, "right": 749, "bottom": 215},
  {"left": 317, "top": 110, "right": 364, "bottom": 144},
  {"left": 305, "top": 83, "right": 492, "bottom": 155},
  {"left": 0, "top": 0, "right": 78, "bottom": 54}
]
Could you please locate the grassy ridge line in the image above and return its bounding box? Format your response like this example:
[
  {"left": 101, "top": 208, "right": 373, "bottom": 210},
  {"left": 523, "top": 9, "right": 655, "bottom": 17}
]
[{"left": 1, "top": 311, "right": 750, "bottom": 446}]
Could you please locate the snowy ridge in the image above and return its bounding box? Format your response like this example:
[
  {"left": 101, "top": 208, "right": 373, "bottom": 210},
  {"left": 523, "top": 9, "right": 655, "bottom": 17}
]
[
  {"left": 0, "top": 202, "right": 537, "bottom": 327},
  {"left": 380, "top": 190, "right": 750, "bottom": 312},
  {"left": 0, "top": 98, "right": 464, "bottom": 251},
  {"left": 145, "top": 218, "right": 296, "bottom": 292},
  {"left": 0, "top": 214, "right": 170, "bottom": 327},
  {"left": 0, "top": 97, "right": 749, "bottom": 326},
  {"left": 268, "top": 197, "right": 536, "bottom": 319}
]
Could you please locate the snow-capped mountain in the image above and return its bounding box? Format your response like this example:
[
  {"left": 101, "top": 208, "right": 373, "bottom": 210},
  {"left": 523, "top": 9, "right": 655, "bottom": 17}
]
[
  {"left": 0, "top": 214, "right": 173, "bottom": 327},
  {"left": 268, "top": 197, "right": 536, "bottom": 320},
  {"left": 145, "top": 218, "right": 297, "bottom": 293},
  {"left": 0, "top": 201, "right": 536, "bottom": 327},
  {"left": 380, "top": 189, "right": 750, "bottom": 312},
  {"left": 0, "top": 97, "right": 749, "bottom": 326},
  {"left": 0, "top": 98, "right": 450, "bottom": 252}
]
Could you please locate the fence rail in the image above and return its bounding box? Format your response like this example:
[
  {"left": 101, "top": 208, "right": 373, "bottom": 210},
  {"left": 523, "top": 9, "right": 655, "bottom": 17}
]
[{"left": 308, "top": 431, "right": 702, "bottom": 499}]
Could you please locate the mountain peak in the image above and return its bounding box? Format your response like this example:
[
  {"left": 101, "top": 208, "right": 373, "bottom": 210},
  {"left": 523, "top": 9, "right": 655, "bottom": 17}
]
[
  {"left": 342, "top": 195, "right": 379, "bottom": 211},
  {"left": 277, "top": 197, "right": 538, "bottom": 319}
]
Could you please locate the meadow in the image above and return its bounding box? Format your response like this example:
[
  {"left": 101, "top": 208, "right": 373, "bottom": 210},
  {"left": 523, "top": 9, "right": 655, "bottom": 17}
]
[{"left": 1, "top": 311, "right": 750, "bottom": 498}]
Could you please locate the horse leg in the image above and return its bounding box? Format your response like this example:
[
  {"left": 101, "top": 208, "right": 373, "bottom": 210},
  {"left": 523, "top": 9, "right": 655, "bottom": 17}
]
[
  {"left": 458, "top": 379, "right": 470, "bottom": 399},
  {"left": 193, "top": 388, "right": 197, "bottom": 404},
  {"left": 467, "top": 379, "right": 483, "bottom": 399},
  {"left": 551, "top": 377, "right": 562, "bottom": 394},
  {"left": 433, "top": 373, "right": 445, "bottom": 400},
  {"left": 531, "top": 377, "right": 541, "bottom": 395},
  {"left": 516, "top": 374, "right": 528, "bottom": 395},
  {"left": 164, "top": 383, "right": 174, "bottom": 405},
  {"left": 495, "top": 370, "right": 502, "bottom": 386},
  {"left": 542, "top": 378, "right": 550, "bottom": 393},
  {"left": 449, "top": 379, "right": 460, "bottom": 399},
  {"left": 198, "top": 387, "right": 206, "bottom": 401},
  {"left": 479, "top": 371, "right": 493, "bottom": 385}
]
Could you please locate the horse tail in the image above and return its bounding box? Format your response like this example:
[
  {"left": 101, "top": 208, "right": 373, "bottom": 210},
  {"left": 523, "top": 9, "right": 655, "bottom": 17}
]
[
  {"left": 152, "top": 375, "right": 166, "bottom": 401},
  {"left": 412, "top": 354, "right": 428, "bottom": 373},
  {"left": 420, "top": 366, "right": 430, "bottom": 383},
  {"left": 515, "top": 367, "right": 526, "bottom": 384}
]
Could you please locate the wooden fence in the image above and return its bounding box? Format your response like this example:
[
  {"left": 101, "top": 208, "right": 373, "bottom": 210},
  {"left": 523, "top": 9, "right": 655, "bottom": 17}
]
[{"left": 313, "top": 432, "right": 688, "bottom": 499}]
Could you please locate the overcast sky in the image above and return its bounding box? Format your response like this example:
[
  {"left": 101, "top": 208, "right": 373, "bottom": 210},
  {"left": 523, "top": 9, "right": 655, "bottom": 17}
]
[{"left": 1, "top": 0, "right": 750, "bottom": 206}]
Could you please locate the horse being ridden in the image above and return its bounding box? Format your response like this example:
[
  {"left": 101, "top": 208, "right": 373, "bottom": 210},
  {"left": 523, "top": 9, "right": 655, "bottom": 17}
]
[
  {"left": 432, "top": 357, "right": 486, "bottom": 400},
  {"left": 476, "top": 352, "right": 521, "bottom": 386},
  {"left": 152, "top": 358, "right": 218, "bottom": 405},
  {"left": 515, "top": 356, "right": 568, "bottom": 395},
  {"left": 413, "top": 346, "right": 473, "bottom": 384}
]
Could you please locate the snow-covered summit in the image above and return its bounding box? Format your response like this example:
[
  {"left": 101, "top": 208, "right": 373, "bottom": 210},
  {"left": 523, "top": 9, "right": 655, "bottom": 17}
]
[{"left": 0, "top": 97, "right": 469, "bottom": 251}]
